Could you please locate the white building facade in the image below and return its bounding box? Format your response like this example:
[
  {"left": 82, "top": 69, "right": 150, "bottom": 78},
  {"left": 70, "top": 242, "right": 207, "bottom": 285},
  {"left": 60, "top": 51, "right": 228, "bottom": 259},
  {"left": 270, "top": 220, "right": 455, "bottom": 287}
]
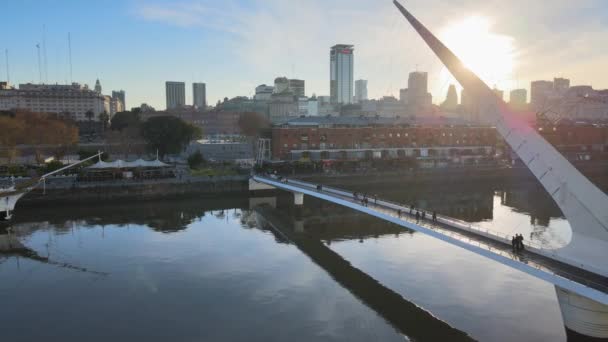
[
  {"left": 193, "top": 82, "right": 207, "bottom": 109},
  {"left": 0, "top": 82, "right": 110, "bottom": 121},
  {"left": 355, "top": 79, "right": 368, "bottom": 103}
]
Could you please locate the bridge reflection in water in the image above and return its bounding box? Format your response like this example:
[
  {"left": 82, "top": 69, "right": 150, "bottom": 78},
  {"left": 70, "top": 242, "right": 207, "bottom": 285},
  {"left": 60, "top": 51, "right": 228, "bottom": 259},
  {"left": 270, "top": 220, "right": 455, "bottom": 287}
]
[
  {"left": 253, "top": 204, "right": 474, "bottom": 341},
  {"left": 253, "top": 175, "right": 608, "bottom": 340}
]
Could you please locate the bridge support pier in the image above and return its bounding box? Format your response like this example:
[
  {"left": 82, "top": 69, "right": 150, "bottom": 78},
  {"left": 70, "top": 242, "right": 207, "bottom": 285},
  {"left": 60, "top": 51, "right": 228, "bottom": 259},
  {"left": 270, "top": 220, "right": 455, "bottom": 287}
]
[
  {"left": 293, "top": 192, "right": 304, "bottom": 206},
  {"left": 556, "top": 286, "right": 608, "bottom": 340}
]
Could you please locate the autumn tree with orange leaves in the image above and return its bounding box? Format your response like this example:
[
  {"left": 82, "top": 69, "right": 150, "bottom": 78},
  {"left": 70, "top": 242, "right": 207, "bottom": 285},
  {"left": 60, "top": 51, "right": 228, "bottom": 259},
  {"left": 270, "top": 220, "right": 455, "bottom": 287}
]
[{"left": 0, "top": 110, "right": 79, "bottom": 164}]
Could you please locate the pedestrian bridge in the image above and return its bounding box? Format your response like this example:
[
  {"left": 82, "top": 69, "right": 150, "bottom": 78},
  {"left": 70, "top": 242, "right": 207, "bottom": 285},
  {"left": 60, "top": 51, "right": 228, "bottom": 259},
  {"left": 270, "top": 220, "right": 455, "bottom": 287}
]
[{"left": 252, "top": 175, "right": 608, "bottom": 306}]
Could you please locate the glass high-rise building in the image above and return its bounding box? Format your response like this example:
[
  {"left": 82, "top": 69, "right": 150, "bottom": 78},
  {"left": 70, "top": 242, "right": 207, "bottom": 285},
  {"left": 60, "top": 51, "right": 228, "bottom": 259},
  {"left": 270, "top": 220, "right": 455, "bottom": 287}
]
[
  {"left": 330, "top": 44, "right": 354, "bottom": 104},
  {"left": 166, "top": 81, "right": 185, "bottom": 110},
  {"left": 355, "top": 79, "right": 368, "bottom": 103},
  {"left": 193, "top": 82, "right": 207, "bottom": 109},
  {"left": 112, "top": 90, "right": 126, "bottom": 109}
]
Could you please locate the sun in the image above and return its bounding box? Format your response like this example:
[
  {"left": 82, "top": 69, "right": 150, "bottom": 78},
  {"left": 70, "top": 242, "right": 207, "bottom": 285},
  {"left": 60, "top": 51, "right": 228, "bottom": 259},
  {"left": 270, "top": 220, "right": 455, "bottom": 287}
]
[{"left": 438, "top": 16, "right": 517, "bottom": 94}]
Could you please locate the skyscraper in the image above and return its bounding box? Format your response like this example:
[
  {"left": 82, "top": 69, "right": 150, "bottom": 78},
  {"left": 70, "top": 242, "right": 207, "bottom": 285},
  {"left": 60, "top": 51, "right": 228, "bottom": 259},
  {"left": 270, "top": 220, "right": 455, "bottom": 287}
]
[
  {"left": 509, "top": 89, "right": 527, "bottom": 108},
  {"left": 330, "top": 44, "right": 354, "bottom": 104},
  {"left": 193, "top": 83, "right": 207, "bottom": 109},
  {"left": 553, "top": 77, "right": 570, "bottom": 95},
  {"left": 288, "top": 79, "right": 305, "bottom": 97},
  {"left": 165, "top": 81, "right": 185, "bottom": 110},
  {"left": 407, "top": 71, "right": 432, "bottom": 110},
  {"left": 530, "top": 80, "right": 554, "bottom": 110},
  {"left": 441, "top": 84, "right": 458, "bottom": 110},
  {"left": 112, "top": 90, "right": 126, "bottom": 109},
  {"left": 355, "top": 79, "right": 368, "bottom": 103}
]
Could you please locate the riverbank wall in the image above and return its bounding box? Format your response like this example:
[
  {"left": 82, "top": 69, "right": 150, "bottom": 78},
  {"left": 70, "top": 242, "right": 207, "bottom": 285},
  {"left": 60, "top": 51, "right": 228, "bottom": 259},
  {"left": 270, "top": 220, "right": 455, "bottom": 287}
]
[{"left": 18, "top": 175, "right": 251, "bottom": 206}]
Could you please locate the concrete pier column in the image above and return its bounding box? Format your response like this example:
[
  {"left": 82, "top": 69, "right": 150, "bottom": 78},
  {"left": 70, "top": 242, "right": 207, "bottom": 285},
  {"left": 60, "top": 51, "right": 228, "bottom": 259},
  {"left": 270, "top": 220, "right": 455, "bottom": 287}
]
[
  {"left": 293, "top": 192, "right": 304, "bottom": 206},
  {"left": 555, "top": 286, "right": 608, "bottom": 340}
]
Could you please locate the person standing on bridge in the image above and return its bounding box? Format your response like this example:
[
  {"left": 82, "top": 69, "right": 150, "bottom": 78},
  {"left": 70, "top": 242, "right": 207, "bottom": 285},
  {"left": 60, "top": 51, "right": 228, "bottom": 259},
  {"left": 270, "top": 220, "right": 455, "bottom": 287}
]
[
  {"left": 432, "top": 211, "right": 437, "bottom": 222},
  {"left": 415, "top": 211, "right": 420, "bottom": 223},
  {"left": 398, "top": 209, "right": 402, "bottom": 218},
  {"left": 519, "top": 234, "right": 525, "bottom": 250},
  {"left": 512, "top": 236, "right": 517, "bottom": 251}
]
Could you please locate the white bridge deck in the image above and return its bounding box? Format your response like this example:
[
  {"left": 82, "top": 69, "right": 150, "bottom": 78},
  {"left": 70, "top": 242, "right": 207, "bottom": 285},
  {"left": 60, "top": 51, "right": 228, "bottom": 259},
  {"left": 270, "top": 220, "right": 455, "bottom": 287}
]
[{"left": 252, "top": 175, "right": 608, "bottom": 305}]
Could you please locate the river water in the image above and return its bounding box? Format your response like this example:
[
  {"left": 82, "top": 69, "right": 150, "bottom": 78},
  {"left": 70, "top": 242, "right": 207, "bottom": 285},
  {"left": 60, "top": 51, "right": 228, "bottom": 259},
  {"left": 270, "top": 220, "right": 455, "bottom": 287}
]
[{"left": 0, "top": 180, "right": 597, "bottom": 341}]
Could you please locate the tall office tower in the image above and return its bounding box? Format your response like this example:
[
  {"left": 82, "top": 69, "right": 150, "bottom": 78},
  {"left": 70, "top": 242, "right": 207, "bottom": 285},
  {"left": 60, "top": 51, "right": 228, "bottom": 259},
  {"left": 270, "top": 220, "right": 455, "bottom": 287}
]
[
  {"left": 441, "top": 84, "right": 458, "bottom": 109},
  {"left": 407, "top": 71, "right": 432, "bottom": 109},
  {"left": 553, "top": 77, "right": 570, "bottom": 95},
  {"left": 288, "top": 79, "right": 305, "bottom": 97},
  {"left": 112, "top": 90, "right": 126, "bottom": 109},
  {"left": 355, "top": 79, "right": 368, "bottom": 103},
  {"left": 530, "top": 80, "right": 554, "bottom": 110},
  {"left": 330, "top": 44, "right": 354, "bottom": 104},
  {"left": 509, "top": 89, "right": 527, "bottom": 107},
  {"left": 94, "top": 79, "right": 102, "bottom": 93},
  {"left": 193, "top": 82, "right": 207, "bottom": 109},
  {"left": 165, "top": 81, "right": 186, "bottom": 110}
]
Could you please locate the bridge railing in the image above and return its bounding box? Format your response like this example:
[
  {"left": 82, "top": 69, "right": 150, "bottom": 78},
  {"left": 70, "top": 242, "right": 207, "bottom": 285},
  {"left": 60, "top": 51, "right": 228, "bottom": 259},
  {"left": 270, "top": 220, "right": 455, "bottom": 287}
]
[
  {"left": 255, "top": 176, "right": 608, "bottom": 294},
  {"left": 282, "top": 177, "right": 549, "bottom": 251},
  {"left": 255, "top": 176, "right": 608, "bottom": 286}
]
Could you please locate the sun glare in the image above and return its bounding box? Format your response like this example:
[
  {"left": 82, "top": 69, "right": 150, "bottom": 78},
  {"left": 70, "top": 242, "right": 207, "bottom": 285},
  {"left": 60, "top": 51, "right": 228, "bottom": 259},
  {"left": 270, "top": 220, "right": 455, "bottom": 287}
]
[{"left": 439, "top": 16, "right": 516, "bottom": 93}]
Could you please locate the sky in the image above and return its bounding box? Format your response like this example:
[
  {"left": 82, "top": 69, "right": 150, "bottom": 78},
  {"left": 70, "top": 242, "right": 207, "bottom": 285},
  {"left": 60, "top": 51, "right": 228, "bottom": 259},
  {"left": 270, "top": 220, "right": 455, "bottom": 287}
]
[{"left": 2, "top": 0, "right": 607, "bottom": 110}]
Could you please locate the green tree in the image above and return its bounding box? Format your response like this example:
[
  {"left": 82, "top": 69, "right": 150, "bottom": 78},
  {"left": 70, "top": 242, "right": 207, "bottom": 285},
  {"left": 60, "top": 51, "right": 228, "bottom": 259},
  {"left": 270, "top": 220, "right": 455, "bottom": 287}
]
[
  {"left": 187, "top": 150, "right": 205, "bottom": 169},
  {"left": 98, "top": 111, "right": 110, "bottom": 133},
  {"left": 111, "top": 111, "right": 141, "bottom": 131},
  {"left": 85, "top": 109, "right": 95, "bottom": 135},
  {"left": 141, "top": 116, "right": 202, "bottom": 157}
]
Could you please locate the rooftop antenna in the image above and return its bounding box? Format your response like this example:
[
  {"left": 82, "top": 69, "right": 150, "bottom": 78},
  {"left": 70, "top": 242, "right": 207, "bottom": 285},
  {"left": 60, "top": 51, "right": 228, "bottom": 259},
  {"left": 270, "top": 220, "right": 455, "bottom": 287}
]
[
  {"left": 68, "top": 32, "right": 73, "bottom": 83},
  {"left": 3, "top": 49, "right": 8, "bottom": 83},
  {"left": 43, "top": 24, "right": 49, "bottom": 83},
  {"left": 36, "top": 43, "right": 43, "bottom": 83}
]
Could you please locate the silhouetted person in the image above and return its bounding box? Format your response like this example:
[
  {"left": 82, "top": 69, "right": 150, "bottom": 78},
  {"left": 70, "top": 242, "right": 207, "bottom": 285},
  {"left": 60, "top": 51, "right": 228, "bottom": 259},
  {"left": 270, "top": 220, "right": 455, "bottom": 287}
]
[
  {"left": 398, "top": 209, "right": 402, "bottom": 218},
  {"left": 415, "top": 211, "right": 420, "bottom": 223},
  {"left": 364, "top": 198, "right": 368, "bottom": 207},
  {"left": 432, "top": 211, "right": 437, "bottom": 222},
  {"left": 374, "top": 194, "right": 378, "bottom": 204},
  {"left": 519, "top": 234, "right": 525, "bottom": 250},
  {"left": 511, "top": 236, "right": 517, "bottom": 251}
]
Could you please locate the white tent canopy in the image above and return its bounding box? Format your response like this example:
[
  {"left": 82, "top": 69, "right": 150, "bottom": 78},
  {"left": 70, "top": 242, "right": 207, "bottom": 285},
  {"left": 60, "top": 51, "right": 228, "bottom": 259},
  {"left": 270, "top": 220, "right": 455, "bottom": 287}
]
[{"left": 87, "top": 159, "right": 170, "bottom": 169}]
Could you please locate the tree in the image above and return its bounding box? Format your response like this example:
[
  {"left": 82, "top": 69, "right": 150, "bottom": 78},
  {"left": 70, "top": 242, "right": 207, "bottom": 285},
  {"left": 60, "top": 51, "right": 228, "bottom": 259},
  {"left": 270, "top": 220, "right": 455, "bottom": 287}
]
[
  {"left": 187, "top": 151, "right": 205, "bottom": 169},
  {"left": 141, "top": 116, "right": 202, "bottom": 157},
  {"left": 111, "top": 111, "right": 141, "bottom": 131},
  {"left": 85, "top": 109, "right": 95, "bottom": 136},
  {"left": 0, "top": 110, "right": 78, "bottom": 165},
  {"left": 238, "top": 112, "right": 270, "bottom": 137},
  {"left": 98, "top": 111, "right": 110, "bottom": 133}
]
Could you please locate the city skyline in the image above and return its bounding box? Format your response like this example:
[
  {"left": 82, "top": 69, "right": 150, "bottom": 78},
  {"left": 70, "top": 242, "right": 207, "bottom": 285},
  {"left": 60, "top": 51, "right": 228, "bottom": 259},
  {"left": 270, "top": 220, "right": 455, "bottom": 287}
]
[{"left": 2, "top": 0, "right": 607, "bottom": 110}]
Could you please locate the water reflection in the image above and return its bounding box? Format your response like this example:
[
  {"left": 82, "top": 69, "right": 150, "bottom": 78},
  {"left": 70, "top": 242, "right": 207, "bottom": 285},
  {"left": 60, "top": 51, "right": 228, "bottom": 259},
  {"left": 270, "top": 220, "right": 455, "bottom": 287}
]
[
  {"left": 1, "top": 179, "right": 599, "bottom": 341},
  {"left": 253, "top": 203, "right": 473, "bottom": 341}
]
